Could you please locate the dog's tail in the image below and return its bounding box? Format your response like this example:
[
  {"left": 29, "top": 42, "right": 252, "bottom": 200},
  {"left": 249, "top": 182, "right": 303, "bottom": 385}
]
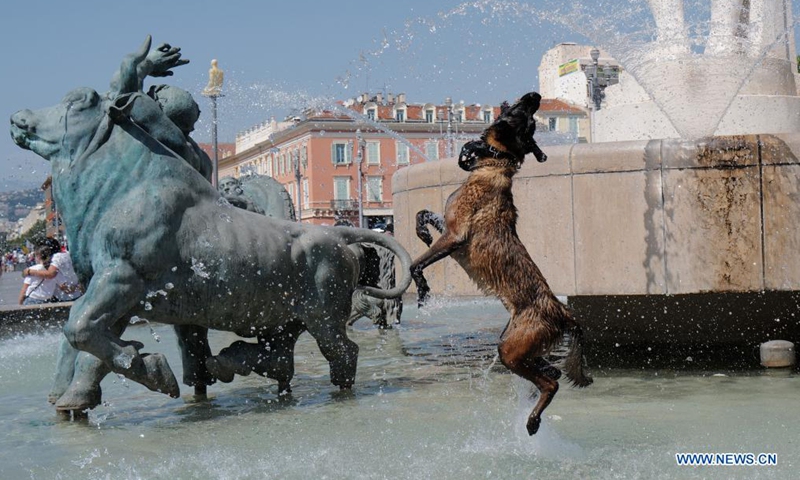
[
  {"left": 337, "top": 229, "right": 412, "bottom": 300},
  {"left": 563, "top": 317, "right": 593, "bottom": 387}
]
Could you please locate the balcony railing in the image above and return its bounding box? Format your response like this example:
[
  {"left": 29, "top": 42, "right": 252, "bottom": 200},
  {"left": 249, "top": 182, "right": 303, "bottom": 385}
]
[{"left": 331, "top": 199, "right": 357, "bottom": 210}]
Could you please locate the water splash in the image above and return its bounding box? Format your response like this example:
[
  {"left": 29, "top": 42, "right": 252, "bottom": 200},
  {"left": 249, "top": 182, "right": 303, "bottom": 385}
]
[
  {"left": 333, "top": 0, "right": 799, "bottom": 140},
  {"left": 191, "top": 257, "right": 211, "bottom": 279}
]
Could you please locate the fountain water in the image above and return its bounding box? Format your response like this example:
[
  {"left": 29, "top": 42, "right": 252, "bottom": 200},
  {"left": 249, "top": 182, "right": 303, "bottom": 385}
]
[
  {"left": 1, "top": 299, "right": 798, "bottom": 478},
  {"left": 565, "top": 0, "right": 800, "bottom": 140}
]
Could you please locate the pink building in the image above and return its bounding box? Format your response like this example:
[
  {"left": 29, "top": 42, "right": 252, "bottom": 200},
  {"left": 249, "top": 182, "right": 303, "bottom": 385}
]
[{"left": 220, "top": 94, "right": 502, "bottom": 227}]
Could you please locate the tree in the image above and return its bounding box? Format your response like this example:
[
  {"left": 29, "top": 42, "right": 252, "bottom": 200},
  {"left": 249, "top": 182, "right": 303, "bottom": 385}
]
[{"left": 6, "top": 219, "right": 47, "bottom": 250}]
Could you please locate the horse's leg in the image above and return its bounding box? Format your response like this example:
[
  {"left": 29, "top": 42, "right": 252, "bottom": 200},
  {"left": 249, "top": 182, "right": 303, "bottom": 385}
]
[
  {"left": 415, "top": 210, "right": 444, "bottom": 247},
  {"left": 497, "top": 314, "right": 560, "bottom": 436},
  {"left": 411, "top": 233, "right": 465, "bottom": 306},
  {"left": 205, "top": 340, "right": 262, "bottom": 383},
  {"left": 174, "top": 324, "right": 215, "bottom": 395},
  {"left": 55, "top": 318, "right": 140, "bottom": 411},
  {"left": 206, "top": 320, "right": 305, "bottom": 391},
  {"left": 261, "top": 319, "right": 306, "bottom": 393},
  {"left": 54, "top": 353, "right": 110, "bottom": 411},
  {"left": 306, "top": 303, "right": 359, "bottom": 389},
  {"left": 62, "top": 261, "right": 179, "bottom": 397},
  {"left": 48, "top": 335, "right": 79, "bottom": 404}
]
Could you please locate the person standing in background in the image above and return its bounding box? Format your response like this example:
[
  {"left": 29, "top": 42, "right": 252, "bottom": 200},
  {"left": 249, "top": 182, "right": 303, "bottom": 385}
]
[{"left": 21, "top": 238, "right": 84, "bottom": 302}]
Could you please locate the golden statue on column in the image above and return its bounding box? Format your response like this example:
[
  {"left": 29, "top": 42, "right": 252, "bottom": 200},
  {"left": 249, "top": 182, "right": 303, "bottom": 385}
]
[{"left": 202, "top": 59, "right": 224, "bottom": 97}]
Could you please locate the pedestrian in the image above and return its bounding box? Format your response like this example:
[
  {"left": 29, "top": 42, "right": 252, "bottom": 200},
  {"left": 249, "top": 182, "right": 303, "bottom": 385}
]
[
  {"left": 18, "top": 245, "right": 59, "bottom": 305},
  {"left": 21, "top": 238, "right": 84, "bottom": 302}
]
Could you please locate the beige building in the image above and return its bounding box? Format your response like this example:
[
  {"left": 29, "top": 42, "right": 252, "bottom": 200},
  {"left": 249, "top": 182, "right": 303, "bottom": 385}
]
[{"left": 538, "top": 42, "right": 621, "bottom": 109}]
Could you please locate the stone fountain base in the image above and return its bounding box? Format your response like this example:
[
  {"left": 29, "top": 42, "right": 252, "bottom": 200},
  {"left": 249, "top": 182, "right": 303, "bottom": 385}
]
[{"left": 392, "top": 134, "right": 800, "bottom": 357}]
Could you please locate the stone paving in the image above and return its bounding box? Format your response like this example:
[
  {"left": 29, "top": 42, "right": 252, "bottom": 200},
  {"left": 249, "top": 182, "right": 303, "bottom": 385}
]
[{"left": 0, "top": 269, "right": 26, "bottom": 308}]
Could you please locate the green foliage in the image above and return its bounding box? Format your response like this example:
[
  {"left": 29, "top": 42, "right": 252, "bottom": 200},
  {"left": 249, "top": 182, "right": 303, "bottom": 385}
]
[
  {"left": 5, "top": 219, "right": 47, "bottom": 250},
  {"left": 797, "top": 55, "right": 800, "bottom": 73}
]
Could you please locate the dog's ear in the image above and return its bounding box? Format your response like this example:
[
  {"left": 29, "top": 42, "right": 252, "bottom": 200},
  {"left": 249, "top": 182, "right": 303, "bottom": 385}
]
[
  {"left": 520, "top": 92, "right": 542, "bottom": 113},
  {"left": 500, "top": 101, "right": 511, "bottom": 116}
]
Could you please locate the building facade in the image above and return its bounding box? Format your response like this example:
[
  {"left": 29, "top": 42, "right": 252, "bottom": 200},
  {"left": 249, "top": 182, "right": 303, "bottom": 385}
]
[
  {"left": 535, "top": 98, "right": 590, "bottom": 143},
  {"left": 538, "top": 42, "right": 621, "bottom": 108},
  {"left": 219, "top": 94, "right": 502, "bottom": 227}
]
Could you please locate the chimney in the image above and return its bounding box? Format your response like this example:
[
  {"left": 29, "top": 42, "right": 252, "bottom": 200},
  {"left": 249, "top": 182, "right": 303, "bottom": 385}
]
[
  {"left": 387, "top": 92, "right": 394, "bottom": 104},
  {"left": 376, "top": 92, "right": 383, "bottom": 104},
  {"left": 397, "top": 92, "right": 406, "bottom": 104}
]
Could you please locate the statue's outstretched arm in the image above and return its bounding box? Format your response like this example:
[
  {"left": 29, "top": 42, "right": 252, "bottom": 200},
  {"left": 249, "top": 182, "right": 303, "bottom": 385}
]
[
  {"left": 109, "top": 36, "right": 152, "bottom": 96},
  {"left": 109, "top": 36, "right": 189, "bottom": 97}
]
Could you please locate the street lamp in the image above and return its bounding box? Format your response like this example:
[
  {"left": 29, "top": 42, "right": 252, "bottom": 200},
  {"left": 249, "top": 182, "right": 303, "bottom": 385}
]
[
  {"left": 355, "top": 129, "right": 366, "bottom": 228},
  {"left": 444, "top": 97, "right": 454, "bottom": 158},
  {"left": 292, "top": 145, "right": 307, "bottom": 222},
  {"left": 587, "top": 48, "right": 603, "bottom": 110},
  {"left": 202, "top": 59, "right": 224, "bottom": 187}
]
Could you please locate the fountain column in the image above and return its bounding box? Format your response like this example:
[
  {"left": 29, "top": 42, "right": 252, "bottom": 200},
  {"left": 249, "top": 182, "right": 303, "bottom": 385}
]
[
  {"left": 647, "top": 0, "right": 690, "bottom": 57},
  {"left": 707, "top": 0, "right": 747, "bottom": 56}
]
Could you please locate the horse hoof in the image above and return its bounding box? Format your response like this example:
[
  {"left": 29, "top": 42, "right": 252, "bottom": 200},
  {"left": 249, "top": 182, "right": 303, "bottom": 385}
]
[
  {"left": 55, "top": 385, "right": 102, "bottom": 412},
  {"left": 141, "top": 353, "right": 180, "bottom": 398},
  {"left": 205, "top": 357, "right": 235, "bottom": 383},
  {"left": 526, "top": 414, "right": 541, "bottom": 436}
]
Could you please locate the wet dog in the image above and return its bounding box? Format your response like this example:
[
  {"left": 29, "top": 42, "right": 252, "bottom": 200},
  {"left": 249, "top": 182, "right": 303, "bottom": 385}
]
[{"left": 411, "top": 92, "right": 592, "bottom": 435}]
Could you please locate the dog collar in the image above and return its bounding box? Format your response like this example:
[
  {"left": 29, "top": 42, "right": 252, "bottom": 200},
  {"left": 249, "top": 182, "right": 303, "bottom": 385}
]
[{"left": 458, "top": 140, "right": 521, "bottom": 171}]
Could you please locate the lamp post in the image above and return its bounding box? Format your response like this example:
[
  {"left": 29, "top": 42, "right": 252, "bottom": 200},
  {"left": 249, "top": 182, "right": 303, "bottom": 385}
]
[
  {"left": 355, "top": 129, "right": 366, "bottom": 228},
  {"left": 293, "top": 146, "right": 307, "bottom": 222},
  {"left": 584, "top": 48, "right": 620, "bottom": 142},
  {"left": 445, "top": 97, "right": 454, "bottom": 158},
  {"left": 202, "top": 59, "right": 224, "bottom": 187}
]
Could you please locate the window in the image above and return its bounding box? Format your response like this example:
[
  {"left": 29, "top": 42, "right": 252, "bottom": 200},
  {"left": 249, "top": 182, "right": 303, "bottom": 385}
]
[
  {"left": 279, "top": 154, "right": 285, "bottom": 175},
  {"left": 302, "top": 178, "right": 309, "bottom": 209},
  {"left": 332, "top": 142, "right": 352, "bottom": 165},
  {"left": 333, "top": 177, "right": 351, "bottom": 208},
  {"left": 366, "top": 141, "right": 380, "bottom": 165},
  {"left": 366, "top": 108, "right": 376, "bottom": 121},
  {"left": 396, "top": 142, "right": 410, "bottom": 165},
  {"left": 366, "top": 176, "right": 383, "bottom": 202},
  {"left": 272, "top": 155, "right": 278, "bottom": 176},
  {"left": 286, "top": 183, "right": 295, "bottom": 204},
  {"left": 569, "top": 117, "right": 578, "bottom": 134},
  {"left": 395, "top": 108, "right": 406, "bottom": 122},
  {"left": 549, "top": 117, "right": 557, "bottom": 131},
  {"left": 425, "top": 141, "right": 439, "bottom": 161},
  {"left": 425, "top": 109, "right": 435, "bottom": 123},
  {"left": 483, "top": 110, "right": 493, "bottom": 124}
]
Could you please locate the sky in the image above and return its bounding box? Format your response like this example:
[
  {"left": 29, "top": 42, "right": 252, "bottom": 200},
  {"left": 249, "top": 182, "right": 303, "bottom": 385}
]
[
  {"left": 4, "top": 1, "right": 799, "bottom": 190},
  {"left": 1, "top": 0, "right": 591, "bottom": 189}
]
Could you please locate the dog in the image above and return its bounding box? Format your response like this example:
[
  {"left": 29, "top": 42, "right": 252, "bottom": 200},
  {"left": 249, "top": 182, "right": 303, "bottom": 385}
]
[
  {"left": 10, "top": 83, "right": 412, "bottom": 411},
  {"left": 410, "top": 92, "right": 592, "bottom": 435}
]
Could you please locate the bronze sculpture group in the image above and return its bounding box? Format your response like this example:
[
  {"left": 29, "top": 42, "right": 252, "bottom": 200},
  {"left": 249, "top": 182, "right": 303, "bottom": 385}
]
[{"left": 10, "top": 37, "right": 589, "bottom": 435}]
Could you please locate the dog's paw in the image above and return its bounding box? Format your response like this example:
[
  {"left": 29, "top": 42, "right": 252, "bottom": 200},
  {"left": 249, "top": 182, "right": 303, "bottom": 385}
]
[{"left": 526, "top": 414, "right": 541, "bottom": 435}]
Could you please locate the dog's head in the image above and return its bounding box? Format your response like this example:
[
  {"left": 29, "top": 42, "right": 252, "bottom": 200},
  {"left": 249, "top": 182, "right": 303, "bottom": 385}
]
[
  {"left": 10, "top": 87, "right": 108, "bottom": 164},
  {"left": 458, "top": 92, "right": 543, "bottom": 172}
]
